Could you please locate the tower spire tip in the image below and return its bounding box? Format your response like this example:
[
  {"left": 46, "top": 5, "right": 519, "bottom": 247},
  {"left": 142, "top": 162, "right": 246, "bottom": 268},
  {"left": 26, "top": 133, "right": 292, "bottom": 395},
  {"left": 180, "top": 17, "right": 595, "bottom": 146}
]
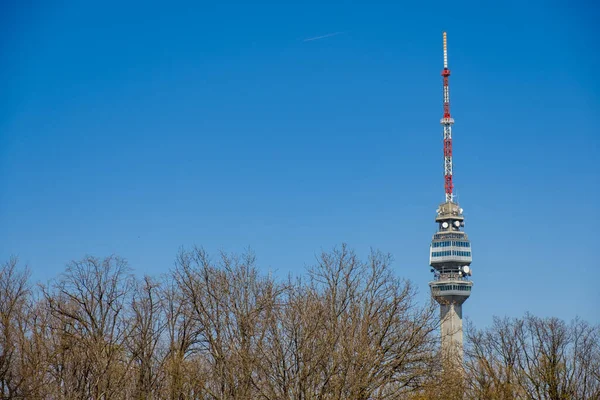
[{"left": 443, "top": 32, "right": 448, "bottom": 69}]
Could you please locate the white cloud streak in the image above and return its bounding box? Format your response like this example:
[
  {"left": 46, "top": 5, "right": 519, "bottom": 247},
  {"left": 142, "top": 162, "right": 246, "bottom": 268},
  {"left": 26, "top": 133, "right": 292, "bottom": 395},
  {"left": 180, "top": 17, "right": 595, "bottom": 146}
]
[{"left": 303, "top": 32, "right": 344, "bottom": 42}]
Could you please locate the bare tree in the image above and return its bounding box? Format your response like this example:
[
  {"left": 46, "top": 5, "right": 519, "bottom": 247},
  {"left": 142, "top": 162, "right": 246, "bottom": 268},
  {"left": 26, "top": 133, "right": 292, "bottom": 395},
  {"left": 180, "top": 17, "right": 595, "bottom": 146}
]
[
  {"left": 161, "top": 273, "right": 204, "bottom": 400},
  {"left": 126, "top": 275, "right": 167, "bottom": 400},
  {"left": 42, "top": 255, "right": 135, "bottom": 400},
  {"left": 255, "top": 244, "right": 439, "bottom": 399},
  {"left": 172, "top": 246, "right": 280, "bottom": 399},
  {"left": 0, "top": 258, "right": 32, "bottom": 398}
]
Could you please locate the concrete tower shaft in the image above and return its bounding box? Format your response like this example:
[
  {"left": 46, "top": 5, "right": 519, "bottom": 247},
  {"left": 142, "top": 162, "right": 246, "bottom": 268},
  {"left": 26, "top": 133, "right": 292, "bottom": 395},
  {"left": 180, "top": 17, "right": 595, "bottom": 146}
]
[{"left": 439, "top": 303, "right": 464, "bottom": 359}]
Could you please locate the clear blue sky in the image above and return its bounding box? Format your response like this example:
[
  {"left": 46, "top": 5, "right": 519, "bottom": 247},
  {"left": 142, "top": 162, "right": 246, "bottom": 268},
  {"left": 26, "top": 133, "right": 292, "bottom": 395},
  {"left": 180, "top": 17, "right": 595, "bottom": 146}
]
[{"left": 1, "top": 1, "right": 598, "bottom": 327}]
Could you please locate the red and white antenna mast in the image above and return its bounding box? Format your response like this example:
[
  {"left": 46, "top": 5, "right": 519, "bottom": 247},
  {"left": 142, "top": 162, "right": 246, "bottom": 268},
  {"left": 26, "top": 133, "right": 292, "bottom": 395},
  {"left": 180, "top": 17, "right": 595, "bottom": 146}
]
[{"left": 441, "top": 32, "right": 455, "bottom": 203}]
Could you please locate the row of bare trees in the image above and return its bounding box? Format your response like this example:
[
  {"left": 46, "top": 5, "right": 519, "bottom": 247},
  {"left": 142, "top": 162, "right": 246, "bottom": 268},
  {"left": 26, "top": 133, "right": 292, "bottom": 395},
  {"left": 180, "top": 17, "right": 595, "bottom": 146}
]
[
  {"left": 1, "top": 246, "right": 599, "bottom": 399},
  {"left": 464, "top": 315, "right": 600, "bottom": 399}
]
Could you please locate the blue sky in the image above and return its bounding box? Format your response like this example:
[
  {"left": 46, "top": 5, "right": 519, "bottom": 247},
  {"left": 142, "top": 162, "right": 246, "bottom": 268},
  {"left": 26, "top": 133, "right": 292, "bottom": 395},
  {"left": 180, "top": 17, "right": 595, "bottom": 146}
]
[{"left": 1, "top": 1, "right": 598, "bottom": 327}]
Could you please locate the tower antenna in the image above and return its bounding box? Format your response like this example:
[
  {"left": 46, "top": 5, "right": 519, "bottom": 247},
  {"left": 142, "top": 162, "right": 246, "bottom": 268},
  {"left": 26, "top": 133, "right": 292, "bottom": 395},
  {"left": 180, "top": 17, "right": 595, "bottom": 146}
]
[{"left": 441, "top": 31, "right": 454, "bottom": 203}]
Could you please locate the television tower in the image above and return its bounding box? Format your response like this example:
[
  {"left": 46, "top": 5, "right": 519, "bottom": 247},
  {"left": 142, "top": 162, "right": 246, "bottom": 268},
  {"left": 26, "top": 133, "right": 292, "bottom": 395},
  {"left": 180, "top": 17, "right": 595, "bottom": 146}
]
[{"left": 429, "top": 32, "right": 473, "bottom": 361}]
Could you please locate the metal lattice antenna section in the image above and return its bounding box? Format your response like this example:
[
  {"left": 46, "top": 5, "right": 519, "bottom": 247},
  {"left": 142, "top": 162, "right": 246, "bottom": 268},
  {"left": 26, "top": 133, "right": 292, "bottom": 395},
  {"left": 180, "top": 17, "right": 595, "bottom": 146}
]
[{"left": 441, "top": 32, "right": 454, "bottom": 203}]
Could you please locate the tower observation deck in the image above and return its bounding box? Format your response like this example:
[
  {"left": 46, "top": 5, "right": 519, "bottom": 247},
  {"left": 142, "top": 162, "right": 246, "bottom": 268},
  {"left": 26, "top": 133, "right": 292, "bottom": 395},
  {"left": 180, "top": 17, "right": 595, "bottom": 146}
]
[{"left": 429, "top": 32, "right": 473, "bottom": 362}]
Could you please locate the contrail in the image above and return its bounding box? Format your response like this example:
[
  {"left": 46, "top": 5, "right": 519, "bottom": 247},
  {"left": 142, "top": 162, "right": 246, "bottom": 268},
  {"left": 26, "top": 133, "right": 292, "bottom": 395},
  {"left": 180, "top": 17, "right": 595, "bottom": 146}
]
[{"left": 303, "top": 32, "right": 344, "bottom": 42}]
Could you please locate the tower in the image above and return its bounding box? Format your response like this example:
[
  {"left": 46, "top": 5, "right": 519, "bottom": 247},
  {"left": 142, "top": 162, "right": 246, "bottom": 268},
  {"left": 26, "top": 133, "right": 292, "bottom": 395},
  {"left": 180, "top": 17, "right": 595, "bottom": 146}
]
[{"left": 429, "top": 32, "right": 473, "bottom": 361}]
